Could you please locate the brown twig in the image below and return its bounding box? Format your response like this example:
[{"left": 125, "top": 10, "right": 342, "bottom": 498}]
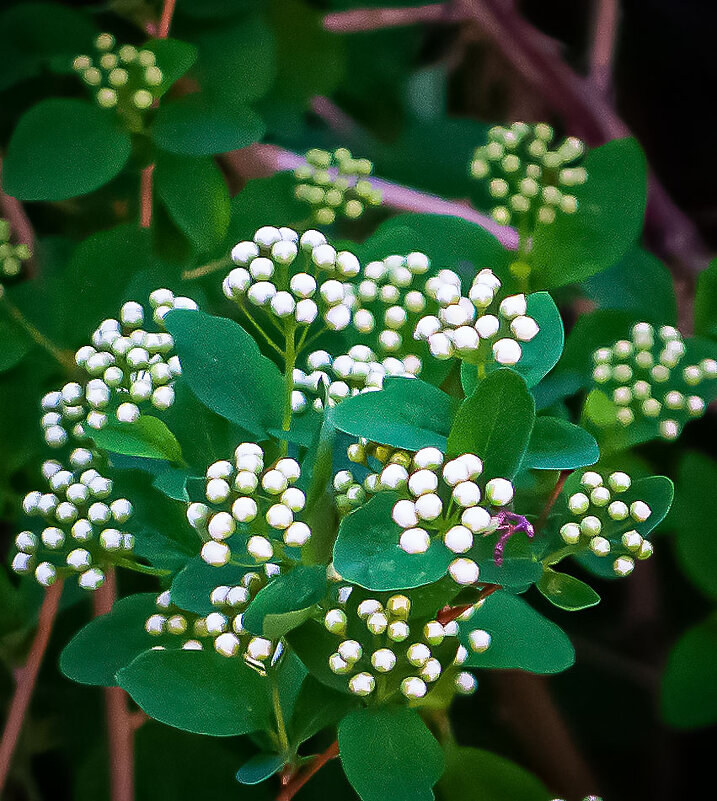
[
  {"left": 0, "top": 580, "right": 64, "bottom": 794},
  {"left": 536, "top": 469, "right": 571, "bottom": 532},
  {"left": 138, "top": 0, "right": 176, "bottom": 228},
  {"left": 324, "top": 3, "right": 463, "bottom": 33},
  {"left": 92, "top": 568, "right": 136, "bottom": 801},
  {"left": 0, "top": 157, "right": 36, "bottom": 276},
  {"left": 589, "top": 0, "right": 619, "bottom": 97},
  {"left": 276, "top": 740, "right": 339, "bottom": 801},
  {"left": 437, "top": 583, "right": 500, "bottom": 625}
]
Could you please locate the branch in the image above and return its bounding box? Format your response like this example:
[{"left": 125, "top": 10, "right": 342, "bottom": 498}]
[
  {"left": 276, "top": 740, "right": 339, "bottom": 801},
  {"left": 437, "top": 583, "right": 500, "bottom": 625},
  {"left": 536, "top": 469, "right": 571, "bottom": 532},
  {"left": 0, "top": 580, "right": 64, "bottom": 794},
  {"left": 324, "top": 3, "right": 463, "bottom": 33},
  {"left": 222, "top": 144, "right": 519, "bottom": 249},
  {"left": 589, "top": 0, "right": 619, "bottom": 97},
  {"left": 92, "top": 569, "right": 136, "bottom": 801}
]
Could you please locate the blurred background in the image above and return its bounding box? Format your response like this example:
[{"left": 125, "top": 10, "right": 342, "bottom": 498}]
[{"left": 2, "top": 1, "right": 716, "bottom": 799}]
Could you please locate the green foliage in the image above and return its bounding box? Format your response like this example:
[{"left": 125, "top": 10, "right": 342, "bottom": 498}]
[
  {"left": 524, "top": 417, "right": 599, "bottom": 470},
  {"left": 338, "top": 707, "right": 444, "bottom": 801},
  {"left": 92, "top": 416, "right": 183, "bottom": 464},
  {"left": 3, "top": 99, "right": 131, "bottom": 201}
]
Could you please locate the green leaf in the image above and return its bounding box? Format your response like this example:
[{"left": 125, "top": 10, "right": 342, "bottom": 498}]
[
  {"left": 338, "top": 707, "right": 444, "bottom": 801},
  {"left": 506, "top": 292, "right": 564, "bottom": 387},
  {"left": 143, "top": 38, "right": 198, "bottom": 96},
  {"left": 537, "top": 570, "right": 600, "bottom": 611},
  {"left": 91, "top": 416, "right": 183, "bottom": 464},
  {"left": 438, "top": 746, "right": 552, "bottom": 801},
  {"left": 531, "top": 139, "right": 647, "bottom": 288},
  {"left": 288, "top": 675, "right": 356, "bottom": 745},
  {"left": 458, "top": 590, "right": 575, "bottom": 674},
  {"left": 226, "top": 173, "right": 308, "bottom": 243},
  {"left": 117, "top": 649, "right": 273, "bottom": 736},
  {"left": 672, "top": 452, "right": 717, "bottom": 601},
  {"left": 0, "top": 318, "right": 30, "bottom": 372},
  {"left": 334, "top": 492, "right": 453, "bottom": 591},
  {"left": 695, "top": 258, "right": 717, "bottom": 340},
  {"left": 155, "top": 154, "right": 230, "bottom": 253},
  {"left": 661, "top": 614, "right": 717, "bottom": 729},
  {"left": 523, "top": 417, "right": 599, "bottom": 471},
  {"left": 243, "top": 566, "right": 327, "bottom": 639},
  {"left": 163, "top": 310, "right": 283, "bottom": 438},
  {"left": 3, "top": 99, "right": 131, "bottom": 201},
  {"left": 448, "top": 369, "right": 535, "bottom": 480},
  {"left": 152, "top": 95, "right": 264, "bottom": 156},
  {"left": 332, "top": 377, "right": 454, "bottom": 451},
  {"left": 171, "top": 557, "right": 248, "bottom": 615},
  {"left": 60, "top": 594, "right": 160, "bottom": 687},
  {"left": 583, "top": 247, "right": 677, "bottom": 325},
  {"left": 235, "top": 754, "right": 284, "bottom": 785}
]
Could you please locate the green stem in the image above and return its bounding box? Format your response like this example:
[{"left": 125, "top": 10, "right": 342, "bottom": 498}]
[
  {"left": 271, "top": 669, "right": 290, "bottom": 756},
  {"left": 282, "top": 323, "right": 297, "bottom": 453},
  {"left": 0, "top": 295, "right": 75, "bottom": 371},
  {"left": 182, "top": 256, "right": 232, "bottom": 281},
  {"left": 542, "top": 544, "right": 581, "bottom": 567},
  {"left": 112, "top": 558, "right": 171, "bottom": 577},
  {"left": 237, "top": 301, "right": 284, "bottom": 357}
]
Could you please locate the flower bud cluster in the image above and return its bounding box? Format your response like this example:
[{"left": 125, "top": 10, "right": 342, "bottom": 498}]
[
  {"left": 187, "top": 444, "right": 312, "bottom": 568},
  {"left": 144, "top": 577, "right": 280, "bottom": 672},
  {"left": 414, "top": 267, "right": 539, "bottom": 365},
  {"left": 591, "top": 323, "right": 715, "bottom": 441},
  {"left": 470, "top": 122, "right": 587, "bottom": 228},
  {"left": 72, "top": 33, "right": 163, "bottom": 112},
  {"left": 294, "top": 148, "right": 382, "bottom": 225},
  {"left": 39, "top": 290, "right": 193, "bottom": 448},
  {"left": 291, "top": 345, "right": 419, "bottom": 414},
  {"left": 224, "top": 227, "right": 359, "bottom": 334},
  {"left": 12, "top": 450, "right": 134, "bottom": 589},
  {"left": 339, "top": 445, "right": 517, "bottom": 587},
  {"left": 0, "top": 219, "right": 31, "bottom": 282},
  {"left": 350, "top": 251, "right": 438, "bottom": 363},
  {"left": 324, "top": 590, "right": 476, "bottom": 700},
  {"left": 559, "top": 469, "right": 654, "bottom": 576}
]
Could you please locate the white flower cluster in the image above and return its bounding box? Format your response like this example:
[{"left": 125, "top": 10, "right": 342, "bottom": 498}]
[
  {"left": 1, "top": 219, "right": 31, "bottom": 282},
  {"left": 324, "top": 591, "right": 476, "bottom": 699},
  {"left": 187, "top": 444, "right": 311, "bottom": 568},
  {"left": 73, "top": 33, "right": 163, "bottom": 111},
  {"left": 414, "top": 267, "right": 539, "bottom": 364},
  {"left": 294, "top": 148, "right": 382, "bottom": 225},
  {"left": 12, "top": 450, "right": 134, "bottom": 590},
  {"left": 591, "top": 323, "right": 715, "bottom": 441},
  {"left": 559, "top": 470, "right": 654, "bottom": 576},
  {"left": 144, "top": 577, "right": 281, "bottom": 672},
  {"left": 224, "top": 227, "right": 360, "bottom": 334},
  {"left": 470, "top": 122, "right": 587, "bottom": 227},
  {"left": 40, "top": 290, "right": 193, "bottom": 448},
  {"left": 291, "top": 345, "right": 419, "bottom": 414},
  {"left": 339, "top": 445, "right": 516, "bottom": 587}
]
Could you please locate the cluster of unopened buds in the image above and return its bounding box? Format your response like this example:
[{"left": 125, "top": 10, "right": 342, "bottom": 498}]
[
  {"left": 144, "top": 581, "right": 281, "bottom": 672},
  {"left": 12, "top": 450, "right": 134, "bottom": 589},
  {"left": 72, "top": 33, "right": 163, "bottom": 112},
  {"left": 591, "top": 322, "right": 715, "bottom": 440},
  {"left": 559, "top": 470, "right": 653, "bottom": 576},
  {"left": 323, "top": 590, "right": 477, "bottom": 699},
  {"left": 224, "top": 227, "right": 360, "bottom": 334},
  {"left": 294, "top": 148, "right": 382, "bottom": 225},
  {"left": 338, "top": 445, "right": 519, "bottom": 586},
  {"left": 414, "top": 267, "right": 539, "bottom": 364},
  {"left": 291, "top": 345, "right": 419, "bottom": 414},
  {"left": 470, "top": 122, "right": 587, "bottom": 228},
  {"left": 187, "top": 444, "right": 312, "bottom": 568},
  {"left": 39, "top": 291, "right": 193, "bottom": 448},
  {"left": 0, "top": 219, "right": 31, "bottom": 283}
]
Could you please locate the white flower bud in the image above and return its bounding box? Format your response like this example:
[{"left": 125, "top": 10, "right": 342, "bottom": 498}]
[
  {"left": 461, "top": 506, "right": 491, "bottom": 533},
  {"left": 568, "top": 492, "right": 590, "bottom": 514},
  {"left": 560, "top": 522, "right": 581, "bottom": 544},
  {"left": 452, "top": 481, "right": 481, "bottom": 507},
  {"left": 486, "top": 478, "right": 514, "bottom": 506},
  {"left": 247, "top": 535, "right": 273, "bottom": 561},
  {"left": 208, "top": 512, "right": 236, "bottom": 540},
  {"left": 613, "top": 556, "right": 634, "bottom": 577},
  {"left": 468, "top": 629, "right": 492, "bottom": 653},
  {"left": 413, "top": 448, "right": 443, "bottom": 470},
  {"left": 349, "top": 672, "right": 375, "bottom": 696},
  {"left": 589, "top": 536, "right": 610, "bottom": 556},
  {"left": 400, "top": 677, "right": 427, "bottom": 699},
  {"left": 414, "top": 493, "right": 443, "bottom": 521},
  {"left": 246, "top": 636, "right": 273, "bottom": 661},
  {"left": 580, "top": 515, "right": 602, "bottom": 536},
  {"left": 399, "top": 527, "right": 431, "bottom": 554},
  {"left": 499, "top": 294, "right": 527, "bottom": 319},
  {"left": 630, "top": 501, "right": 651, "bottom": 522},
  {"left": 449, "top": 558, "right": 479, "bottom": 585},
  {"left": 444, "top": 525, "right": 474, "bottom": 554},
  {"left": 392, "top": 499, "right": 418, "bottom": 528},
  {"left": 510, "top": 316, "right": 539, "bottom": 342},
  {"left": 493, "top": 338, "right": 522, "bottom": 365},
  {"left": 35, "top": 562, "right": 57, "bottom": 586}
]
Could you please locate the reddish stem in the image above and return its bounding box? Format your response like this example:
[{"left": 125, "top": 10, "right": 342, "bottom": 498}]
[
  {"left": 589, "top": 0, "right": 619, "bottom": 96},
  {"left": 139, "top": 164, "right": 154, "bottom": 229},
  {"left": 324, "top": 3, "right": 461, "bottom": 32},
  {"left": 276, "top": 740, "right": 339, "bottom": 801},
  {"left": 92, "top": 568, "right": 136, "bottom": 801},
  {"left": 536, "top": 469, "right": 571, "bottom": 532},
  {"left": 0, "top": 157, "right": 36, "bottom": 276},
  {"left": 437, "top": 583, "right": 500, "bottom": 625},
  {"left": 158, "top": 0, "right": 177, "bottom": 39},
  {"left": 0, "top": 580, "right": 64, "bottom": 794}
]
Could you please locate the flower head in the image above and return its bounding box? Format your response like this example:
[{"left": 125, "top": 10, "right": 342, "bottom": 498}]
[
  {"left": 0, "top": 218, "right": 32, "bottom": 284},
  {"left": 470, "top": 122, "right": 587, "bottom": 228},
  {"left": 294, "top": 148, "right": 382, "bottom": 225}
]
